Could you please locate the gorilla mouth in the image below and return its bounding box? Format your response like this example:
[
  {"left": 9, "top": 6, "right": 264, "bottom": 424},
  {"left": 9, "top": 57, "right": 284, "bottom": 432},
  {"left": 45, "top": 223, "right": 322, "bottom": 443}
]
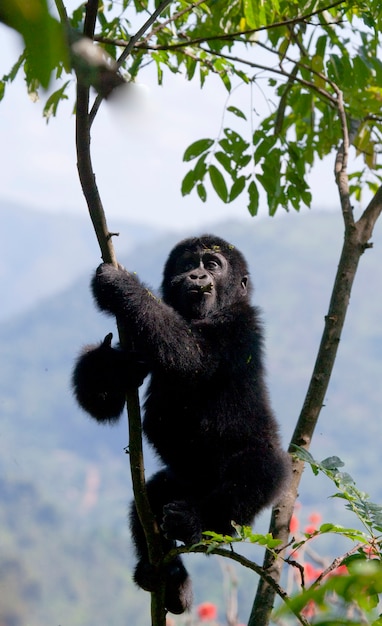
[{"left": 188, "top": 284, "right": 213, "bottom": 296}]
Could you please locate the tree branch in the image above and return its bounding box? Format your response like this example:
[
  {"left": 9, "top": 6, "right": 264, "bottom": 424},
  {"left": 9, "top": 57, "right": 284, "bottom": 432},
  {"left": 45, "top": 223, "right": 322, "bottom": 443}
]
[
  {"left": 94, "top": 0, "right": 346, "bottom": 52},
  {"left": 197, "top": 45, "right": 337, "bottom": 106},
  {"left": 89, "top": 0, "right": 172, "bottom": 125},
  {"left": 168, "top": 544, "right": 310, "bottom": 626},
  {"left": 248, "top": 111, "right": 382, "bottom": 626},
  {"left": 334, "top": 91, "right": 356, "bottom": 229},
  {"left": 74, "top": 3, "right": 166, "bottom": 624},
  {"left": 140, "top": 0, "right": 207, "bottom": 45}
]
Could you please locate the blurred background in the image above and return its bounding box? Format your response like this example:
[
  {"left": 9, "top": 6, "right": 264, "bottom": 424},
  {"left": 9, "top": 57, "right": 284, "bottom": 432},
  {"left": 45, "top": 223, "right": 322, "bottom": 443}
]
[{"left": 1, "top": 14, "right": 382, "bottom": 626}]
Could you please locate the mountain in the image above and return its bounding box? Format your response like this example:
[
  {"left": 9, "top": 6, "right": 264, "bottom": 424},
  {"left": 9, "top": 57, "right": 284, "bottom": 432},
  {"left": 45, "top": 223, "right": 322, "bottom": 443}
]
[
  {"left": 0, "top": 201, "right": 161, "bottom": 321},
  {"left": 1, "top": 208, "right": 382, "bottom": 624}
]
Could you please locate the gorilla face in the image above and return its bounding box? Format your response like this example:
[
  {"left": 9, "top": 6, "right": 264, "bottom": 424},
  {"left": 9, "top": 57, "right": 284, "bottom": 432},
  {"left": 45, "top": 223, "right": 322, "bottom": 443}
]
[
  {"left": 162, "top": 236, "right": 250, "bottom": 320},
  {"left": 168, "top": 248, "right": 228, "bottom": 319}
]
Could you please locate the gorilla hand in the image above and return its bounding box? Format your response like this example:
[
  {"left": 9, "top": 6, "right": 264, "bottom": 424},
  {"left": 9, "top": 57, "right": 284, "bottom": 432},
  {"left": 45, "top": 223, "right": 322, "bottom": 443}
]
[{"left": 91, "top": 263, "right": 139, "bottom": 315}]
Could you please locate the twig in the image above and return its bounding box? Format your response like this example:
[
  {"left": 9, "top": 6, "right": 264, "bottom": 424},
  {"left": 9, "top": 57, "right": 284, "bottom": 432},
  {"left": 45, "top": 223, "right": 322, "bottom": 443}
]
[
  {"left": 89, "top": 0, "right": 172, "bottom": 125},
  {"left": 98, "top": 0, "right": 346, "bottom": 52},
  {"left": 168, "top": 544, "right": 310, "bottom": 626},
  {"left": 334, "top": 90, "right": 355, "bottom": 229},
  {"left": 141, "top": 0, "right": 207, "bottom": 44},
  {"left": 311, "top": 543, "right": 364, "bottom": 588}
]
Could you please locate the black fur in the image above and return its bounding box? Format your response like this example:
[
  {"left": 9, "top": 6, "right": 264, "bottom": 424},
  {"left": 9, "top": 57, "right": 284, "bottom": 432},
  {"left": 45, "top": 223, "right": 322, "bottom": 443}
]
[{"left": 72, "top": 235, "right": 291, "bottom": 614}]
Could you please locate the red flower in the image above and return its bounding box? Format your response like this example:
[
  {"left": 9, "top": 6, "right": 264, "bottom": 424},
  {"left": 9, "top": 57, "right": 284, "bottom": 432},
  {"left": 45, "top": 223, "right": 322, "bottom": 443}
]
[
  {"left": 289, "top": 514, "right": 299, "bottom": 534},
  {"left": 364, "top": 545, "right": 378, "bottom": 558},
  {"left": 329, "top": 564, "right": 348, "bottom": 577},
  {"left": 304, "top": 562, "right": 322, "bottom": 583},
  {"left": 305, "top": 512, "right": 322, "bottom": 535},
  {"left": 304, "top": 525, "right": 318, "bottom": 535},
  {"left": 197, "top": 602, "right": 218, "bottom": 621},
  {"left": 302, "top": 599, "right": 316, "bottom": 618},
  {"left": 308, "top": 512, "right": 322, "bottom": 526}
]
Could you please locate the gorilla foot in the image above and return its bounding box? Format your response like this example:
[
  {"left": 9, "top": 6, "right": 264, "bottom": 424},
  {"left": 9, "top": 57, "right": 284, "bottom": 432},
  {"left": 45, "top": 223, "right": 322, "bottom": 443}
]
[
  {"left": 165, "top": 558, "right": 193, "bottom": 614},
  {"left": 133, "top": 560, "right": 159, "bottom": 593},
  {"left": 133, "top": 556, "right": 192, "bottom": 615},
  {"left": 162, "top": 500, "right": 202, "bottom": 545}
]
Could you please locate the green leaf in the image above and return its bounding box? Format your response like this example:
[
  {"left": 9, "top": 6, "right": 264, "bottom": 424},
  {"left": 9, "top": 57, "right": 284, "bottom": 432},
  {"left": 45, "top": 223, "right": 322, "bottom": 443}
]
[
  {"left": 229, "top": 176, "right": 246, "bottom": 202},
  {"left": 247, "top": 180, "right": 259, "bottom": 216},
  {"left": 209, "top": 165, "right": 228, "bottom": 202},
  {"left": 227, "top": 105, "right": 247, "bottom": 120},
  {"left": 278, "top": 36, "right": 290, "bottom": 61},
  {"left": 321, "top": 456, "right": 345, "bottom": 471},
  {"left": 223, "top": 128, "right": 249, "bottom": 155},
  {"left": 186, "top": 57, "right": 197, "bottom": 81},
  {"left": 194, "top": 154, "right": 208, "bottom": 180},
  {"left": 2, "top": 51, "right": 25, "bottom": 84},
  {"left": 239, "top": 154, "right": 251, "bottom": 168},
  {"left": 220, "top": 71, "right": 231, "bottom": 92},
  {"left": 291, "top": 445, "right": 319, "bottom": 472},
  {"left": 183, "top": 138, "right": 214, "bottom": 162},
  {"left": 197, "top": 183, "right": 207, "bottom": 202},
  {"left": 311, "top": 54, "right": 325, "bottom": 88},
  {"left": 181, "top": 169, "right": 196, "bottom": 196},
  {"left": 319, "top": 523, "right": 368, "bottom": 541},
  {"left": 315, "top": 34, "right": 327, "bottom": 58},
  {"left": 215, "top": 151, "right": 233, "bottom": 175},
  {"left": 243, "top": 0, "right": 256, "bottom": 28},
  {"left": 254, "top": 135, "right": 278, "bottom": 162},
  {"left": 0, "top": 0, "right": 68, "bottom": 88},
  {"left": 43, "top": 80, "right": 70, "bottom": 121},
  {"left": 243, "top": 0, "right": 264, "bottom": 28}
]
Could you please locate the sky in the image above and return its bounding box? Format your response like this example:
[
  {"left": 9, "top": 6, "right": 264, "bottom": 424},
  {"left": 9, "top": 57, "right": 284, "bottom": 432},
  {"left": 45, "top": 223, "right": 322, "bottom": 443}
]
[{"left": 0, "top": 14, "right": 344, "bottom": 234}]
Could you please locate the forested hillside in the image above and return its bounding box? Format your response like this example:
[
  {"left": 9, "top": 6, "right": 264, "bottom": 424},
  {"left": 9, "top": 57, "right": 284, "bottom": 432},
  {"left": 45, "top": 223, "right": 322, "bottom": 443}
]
[{"left": 1, "top": 207, "right": 382, "bottom": 624}]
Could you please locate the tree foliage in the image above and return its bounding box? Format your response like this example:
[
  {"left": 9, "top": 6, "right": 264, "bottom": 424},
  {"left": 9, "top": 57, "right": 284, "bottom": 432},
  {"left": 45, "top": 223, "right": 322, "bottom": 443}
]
[
  {"left": 0, "top": 0, "right": 382, "bottom": 215},
  {"left": 2, "top": 0, "right": 382, "bottom": 214},
  {"left": 3, "top": 1, "right": 382, "bottom": 625}
]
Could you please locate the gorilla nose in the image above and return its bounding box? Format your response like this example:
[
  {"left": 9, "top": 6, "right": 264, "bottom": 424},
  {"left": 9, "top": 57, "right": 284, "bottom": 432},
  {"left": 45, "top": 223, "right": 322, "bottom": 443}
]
[{"left": 190, "top": 272, "right": 208, "bottom": 281}]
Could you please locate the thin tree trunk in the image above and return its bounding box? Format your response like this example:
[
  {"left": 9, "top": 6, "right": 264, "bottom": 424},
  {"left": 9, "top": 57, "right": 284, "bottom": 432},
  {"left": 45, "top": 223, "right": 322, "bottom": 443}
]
[
  {"left": 73, "top": 2, "right": 167, "bottom": 623},
  {"left": 249, "top": 186, "right": 382, "bottom": 626}
]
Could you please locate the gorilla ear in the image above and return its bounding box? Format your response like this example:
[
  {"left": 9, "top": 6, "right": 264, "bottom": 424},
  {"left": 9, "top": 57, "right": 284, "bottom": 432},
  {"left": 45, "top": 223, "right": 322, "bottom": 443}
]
[{"left": 241, "top": 275, "right": 248, "bottom": 294}]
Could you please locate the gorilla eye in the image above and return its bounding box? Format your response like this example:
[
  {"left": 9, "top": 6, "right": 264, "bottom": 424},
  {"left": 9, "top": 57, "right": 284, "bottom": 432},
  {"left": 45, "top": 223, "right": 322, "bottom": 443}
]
[
  {"left": 182, "top": 260, "right": 196, "bottom": 272},
  {"left": 205, "top": 258, "right": 221, "bottom": 271},
  {"left": 176, "top": 257, "right": 197, "bottom": 273}
]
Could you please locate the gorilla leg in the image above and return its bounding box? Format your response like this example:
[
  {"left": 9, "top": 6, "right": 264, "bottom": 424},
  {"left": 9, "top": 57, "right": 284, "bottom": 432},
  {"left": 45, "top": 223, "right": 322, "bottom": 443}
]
[
  {"left": 199, "top": 447, "right": 291, "bottom": 534},
  {"left": 130, "top": 468, "right": 193, "bottom": 615},
  {"left": 161, "top": 447, "right": 291, "bottom": 544}
]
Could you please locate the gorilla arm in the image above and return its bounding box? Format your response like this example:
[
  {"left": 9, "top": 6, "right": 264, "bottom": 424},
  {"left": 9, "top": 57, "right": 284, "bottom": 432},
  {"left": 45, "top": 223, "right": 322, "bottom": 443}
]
[
  {"left": 91, "top": 263, "right": 219, "bottom": 379},
  {"left": 72, "top": 332, "right": 149, "bottom": 422}
]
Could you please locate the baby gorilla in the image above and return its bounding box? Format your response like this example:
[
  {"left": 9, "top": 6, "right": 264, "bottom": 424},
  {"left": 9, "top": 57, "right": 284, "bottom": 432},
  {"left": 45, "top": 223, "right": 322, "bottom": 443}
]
[{"left": 73, "top": 235, "right": 291, "bottom": 614}]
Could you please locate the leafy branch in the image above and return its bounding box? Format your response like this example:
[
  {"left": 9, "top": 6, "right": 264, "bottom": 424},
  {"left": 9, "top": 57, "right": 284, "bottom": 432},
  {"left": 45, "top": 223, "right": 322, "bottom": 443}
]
[
  {"left": 89, "top": 0, "right": 173, "bottom": 124},
  {"left": 294, "top": 448, "right": 382, "bottom": 539},
  {"left": 273, "top": 451, "right": 382, "bottom": 623},
  {"left": 95, "top": 0, "right": 346, "bottom": 52},
  {"left": 166, "top": 535, "right": 311, "bottom": 626}
]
